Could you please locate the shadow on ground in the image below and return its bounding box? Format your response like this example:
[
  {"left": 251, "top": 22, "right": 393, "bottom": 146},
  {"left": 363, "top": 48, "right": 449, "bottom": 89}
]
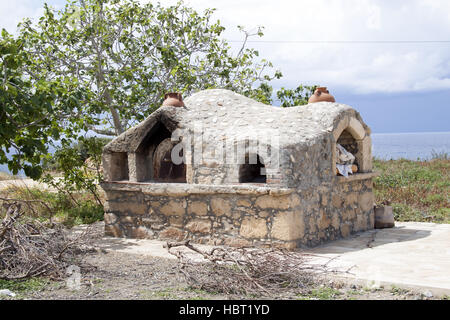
[{"left": 305, "top": 225, "right": 431, "bottom": 254}]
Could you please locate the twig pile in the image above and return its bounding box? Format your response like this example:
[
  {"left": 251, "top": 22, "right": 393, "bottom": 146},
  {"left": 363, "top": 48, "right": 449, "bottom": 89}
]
[
  {"left": 166, "top": 241, "right": 328, "bottom": 296},
  {"left": 0, "top": 201, "right": 95, "bottom": 280}
]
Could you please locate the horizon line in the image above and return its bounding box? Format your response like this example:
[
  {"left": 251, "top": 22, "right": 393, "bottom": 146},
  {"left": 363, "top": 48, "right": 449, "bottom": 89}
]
[{"left": 372, "top": 131, "right": 450, "bottom": 135}]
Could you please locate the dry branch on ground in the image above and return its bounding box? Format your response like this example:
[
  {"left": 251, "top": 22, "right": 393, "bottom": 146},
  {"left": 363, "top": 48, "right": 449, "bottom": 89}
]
[
  {"left": 165, "top": 240, "right": 336, "bottom": 297},
  {"left": 0, "top": 201, "right": 96, "bottom": 280}
]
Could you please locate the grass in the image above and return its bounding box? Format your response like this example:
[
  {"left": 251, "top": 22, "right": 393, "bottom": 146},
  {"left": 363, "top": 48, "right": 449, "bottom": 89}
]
[
  {"left": 150, "top": 287, "right": 215, "bottom": 300},
  {"left": 373, "top": 157, "right": 450, "bottom": 223},
  {"left": 309, "top": 287, "right": 342, "bottom": 299},
  {"left": 390, "top": 285, "right": 410, "bottom": 296},
  {"left": 0, "top": 278, "right": 62, "bottom": 300},
  {"left": 297, "top": 287, "right": 342, "bottom": 300},
  {"left": 0, "top": 278, "right": 50, "bottom": 295},
  {"left": 430, "top": 150, "right": 449, "bottom": 160},
  {"left": 0, "top": 171, "right": 19, "bottom": 181},
  {"left": 152, "top": 288, "right": 179, "bottom": 299},
  {"left": 0, "top": 185, "right": 104, "bottom": 227},
  {"left": 346, "top": 289, "right": 364, "bottom": 297}
]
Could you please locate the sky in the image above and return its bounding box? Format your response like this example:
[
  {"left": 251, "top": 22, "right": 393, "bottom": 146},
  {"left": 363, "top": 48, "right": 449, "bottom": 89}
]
[{"left": 1, "top": 0, "right": 449, "bottom": 133}]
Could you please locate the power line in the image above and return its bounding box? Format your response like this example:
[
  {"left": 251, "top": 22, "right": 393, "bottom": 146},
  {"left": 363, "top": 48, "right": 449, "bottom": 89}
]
[{"left": 228, "top": 40, "right": 450, "bottom": 44}]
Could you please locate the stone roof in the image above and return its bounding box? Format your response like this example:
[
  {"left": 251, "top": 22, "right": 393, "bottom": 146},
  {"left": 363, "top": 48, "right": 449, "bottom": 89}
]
[{"left": 104, "top": 89, "right": 370, "bottom": 153}]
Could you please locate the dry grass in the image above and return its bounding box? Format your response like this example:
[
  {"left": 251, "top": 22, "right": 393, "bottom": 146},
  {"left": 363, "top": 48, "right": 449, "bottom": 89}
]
[
  {"left": 0, "top": 185, "right": 104, "bottom": 227},
  {"left": 0, "top": 172, "right": 18, "bottom": 181},
  {"left": 373, "top": 158, "right": 449, "bottom": 223}
]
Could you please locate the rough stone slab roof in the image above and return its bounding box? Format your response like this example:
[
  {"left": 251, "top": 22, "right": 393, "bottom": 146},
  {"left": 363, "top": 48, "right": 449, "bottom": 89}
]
[{"left": 104, "top": 89, "right": 369, "bottom": 153}]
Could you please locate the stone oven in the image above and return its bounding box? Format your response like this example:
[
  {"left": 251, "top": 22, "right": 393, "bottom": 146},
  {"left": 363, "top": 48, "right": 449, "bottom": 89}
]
[{"left": 100, "top": 89, "right": 376, "bottom": 248}]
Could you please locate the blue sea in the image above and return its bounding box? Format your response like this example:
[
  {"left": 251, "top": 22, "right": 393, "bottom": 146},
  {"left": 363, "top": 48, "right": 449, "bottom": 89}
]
[
  {"left": 1, "top": 131, "right": 449, "bottom": 176},
  {"left": 371, "top": 131, "right": 450, "bottom": 160}
]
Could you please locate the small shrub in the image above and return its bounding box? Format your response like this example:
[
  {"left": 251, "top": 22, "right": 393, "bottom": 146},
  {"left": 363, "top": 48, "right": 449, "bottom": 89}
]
[
  {"left": 390, "top": 285, "right": 410, "bottom": 295},
  {"left": 428, "top": 208, "right": 450, "bottom": 224},
  {"left": 421, "top": 194, "right": 445, "bottom": 206},
  {"left": 153, "top": 288, "right": 178, "bottom": 299},
  {"left": 373, "top": 158, "right": 449, "bottom": 223},
  {"left": 0, "top": 278, "right": 49, "bottom": 293},
  {"left": 64, "top": 201, "right": 104, "bottom": 227},
  {"left": 391, "top": 203, "right": 425, "bottom": 222},
  {"left": 40, "top": 136, "right": 111, "bottom": 208},
  {"left": 0, "top": 186, "right": 104, "bottom": 226},
  {"left": 309, "top": 287, "right": 342, "bottom": 300},
  {"left": 430, "top": 150, "right": 449, "bottom": 160},
  {"left": 42, "top": 137, "right": 111, "bottom": 172}
]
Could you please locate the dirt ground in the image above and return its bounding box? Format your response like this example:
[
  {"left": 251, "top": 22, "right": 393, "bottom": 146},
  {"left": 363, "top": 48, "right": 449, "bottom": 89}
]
[
  {"left": 0, "top": 222, "right": 445, "bottom": 300},
  {"left": 6, "top": 248, "right": 441, "bottom": 300}
]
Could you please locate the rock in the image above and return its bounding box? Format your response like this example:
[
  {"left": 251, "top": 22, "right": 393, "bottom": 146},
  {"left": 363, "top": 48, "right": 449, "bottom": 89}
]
[
  {"left": 422, "top": 290, "right": 433, "bottom": 298},
  {"left": 359, "top": 192, "right": 374, "bottom": 212},
  {"left": 185, "top": 219, "right": 211, "bottom": 234},
  {"left": 340, "top": 223, "right": 351, "bottom": 238},
  {"left": 104, "top": 224, "right": 123, "bottom": 237},
  {"left": 331, "top": 194, "right": 344, "bottom": 208},
  {"left": 104, "top": 212, "right": 118, "bottom": 225},
  {"left": 188, "top": 201, "right": 208, "bottom": 216},
  {"left": 159, "top": 227, "right": 185, "bottom": 241},
  {"left": 271, "top": 210, "right": 305, "bottom": 241},
  {"left": 374, "top": 206, "right": 395, "bottom": 229},
  {"left": 106, "top": 201, "right": 147, "bottom": 215},
  {"left": 0, "top": 289, "right": 16, "bottom": 297},
  {"left": 131, "top": 226, "right": 153, "bottom": 239},
  {"left": 223, "top": 238, "right": 251, "bottom": 247},
  {"left": 255, "top": 195, "right": 291, "bottom": 210},
  {"left": 318, "top": 209, "right": 331, "bottom": 230},
  {"left": 239, "top": 217, "right": 268, "bottom": 239},
  {"left": 160, "top": 200, "right": 186, "bottom": 216},
  {"left": 210, "top": 198, "right": 231, "bottom": 216},
  {"left": 236, "top": 199, "right": 251, "bottom": 207}
]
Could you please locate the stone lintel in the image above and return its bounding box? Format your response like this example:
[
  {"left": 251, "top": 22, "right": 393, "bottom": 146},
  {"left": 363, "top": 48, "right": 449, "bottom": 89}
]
[
  {"left": 100, "top": 181, "right": 294, "bottom": 196},
  {"left": 336, "top": 171, "right": 379, "bottom": 183}
]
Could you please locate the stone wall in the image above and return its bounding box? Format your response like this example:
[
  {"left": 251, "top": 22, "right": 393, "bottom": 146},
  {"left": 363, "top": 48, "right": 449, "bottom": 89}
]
[
  {"left": 101, "top": 174, "right": 375, "bottom": 248},
  {"left": 307, "top": 174, "right": 375, "bottom": 246}
]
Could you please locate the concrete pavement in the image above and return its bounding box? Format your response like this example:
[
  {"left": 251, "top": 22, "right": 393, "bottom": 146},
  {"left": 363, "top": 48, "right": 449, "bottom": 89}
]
[{"left": 303, "top": 222, "right": 450, "bottom": 295}]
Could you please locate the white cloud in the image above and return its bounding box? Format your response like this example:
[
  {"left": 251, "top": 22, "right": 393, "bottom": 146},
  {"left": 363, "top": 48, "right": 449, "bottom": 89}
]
[
  {"left": 3, "top": 0, "right": 450, "bottom": 94},
  {"left": 163, "top": 0, "right": 450, "bottom": 94},
  {"left": 0, "top": 0, "right": 47, "bottom": 35}
]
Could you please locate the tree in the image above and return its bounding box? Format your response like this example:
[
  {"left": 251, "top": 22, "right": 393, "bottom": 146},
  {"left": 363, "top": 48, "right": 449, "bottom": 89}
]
[
  {"left": 276, "top": 85, "right": 318, "bottom": 107},
  {"left": 18, "top": 0, "right": 282, "bottom": 137},
  {"left": 0, "top": 29, "right": 88, "bottom": 178},
  {"left": 41, "top": 136, "right": 110, "bottom": 206}
]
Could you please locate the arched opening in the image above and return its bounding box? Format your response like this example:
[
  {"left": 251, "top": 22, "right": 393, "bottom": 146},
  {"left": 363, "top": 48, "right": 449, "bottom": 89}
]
[
  {"left": 153, "top": 138, "right": 186, "bottom": 182},
  {"left": 239, "top": 154, "right": 266, "bottom": 183},
  {"left": 337, "top": 129, "right": 359, "bottom": 171},
  {"left": 134, "top": 121, "right": 186, "bottom": 182},
  {"left": 332, "top": 117, "right": 372, "bottom": 176}
]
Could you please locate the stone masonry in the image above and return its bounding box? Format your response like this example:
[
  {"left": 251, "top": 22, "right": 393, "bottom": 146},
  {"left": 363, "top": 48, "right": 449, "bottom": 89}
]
[{"left": 100, "top": 89, "right": 376, "bottom": 248}]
